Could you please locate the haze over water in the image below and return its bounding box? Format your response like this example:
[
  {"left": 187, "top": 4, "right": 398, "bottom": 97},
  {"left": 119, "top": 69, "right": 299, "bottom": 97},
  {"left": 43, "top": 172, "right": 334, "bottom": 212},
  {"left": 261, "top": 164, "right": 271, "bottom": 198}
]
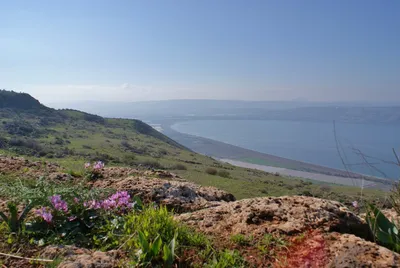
[{"left": 172, "top": 120, "right": 400, "bottom": 179}]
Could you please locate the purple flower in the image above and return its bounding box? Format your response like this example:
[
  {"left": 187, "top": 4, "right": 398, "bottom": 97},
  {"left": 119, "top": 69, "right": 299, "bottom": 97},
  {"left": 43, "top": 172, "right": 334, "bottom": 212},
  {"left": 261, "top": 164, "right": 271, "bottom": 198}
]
[
  {"left": 93, "top": 161, "right": 105, "bottom": 170},
  {"left": 49, "top": 195, "right": 68, "bottom": 213},
  {"left": 84, "top": 162, "right": 91, "bottom": 169},
  {"left": 68, "top": 216, "right": 77, "bottom": 221},
  {"left": 73, "top": 197, "right": 80, "bottom": 204},
  {"left": 352, "top": 201, "right": 359, "bottom": 208},
  {"left": 101, "top": 191, "right": 132, "bottom": 211},
  {"left": 84, "top": 200, "right": 101, "bottom": 210},
  {"left": 36, "top": 207, "right": 53, "bottom": 223}
]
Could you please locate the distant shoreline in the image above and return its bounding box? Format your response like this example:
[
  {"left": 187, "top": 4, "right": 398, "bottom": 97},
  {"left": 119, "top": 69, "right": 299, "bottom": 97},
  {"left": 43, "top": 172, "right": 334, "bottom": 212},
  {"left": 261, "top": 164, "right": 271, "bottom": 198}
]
[
  {"left": 219, "top": 159, "right": 383, "bottom": 189},
  {"left": 158, "top": 120, "right": 393, "bottom": 190}
]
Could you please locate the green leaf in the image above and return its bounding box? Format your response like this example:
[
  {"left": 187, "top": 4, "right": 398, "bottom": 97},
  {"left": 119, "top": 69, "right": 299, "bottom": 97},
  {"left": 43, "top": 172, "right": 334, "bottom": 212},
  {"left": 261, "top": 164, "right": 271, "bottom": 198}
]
[
  {"left": 18, "top": 201, "right": 35, "bottom": 224},
  {"left": 133, "top": 196, "right": 143, "bottom": 210},
  {"left": 0, "top": 211, "right": 9, "bottom": 223},
  {"left": 151, "top": 235, "right": 162, "bottom": 256},
  {"left": 367, "top": 203, "right": 400, "bottom": 250},
  {"left": 7, "top": 202, "right": 19, "bottom": 232},
  {"left": 162, "top": 244, "right": 172, "bottom": 266},
  {"left": 138, "top": 230, "right": 149, "bottom": 253}
]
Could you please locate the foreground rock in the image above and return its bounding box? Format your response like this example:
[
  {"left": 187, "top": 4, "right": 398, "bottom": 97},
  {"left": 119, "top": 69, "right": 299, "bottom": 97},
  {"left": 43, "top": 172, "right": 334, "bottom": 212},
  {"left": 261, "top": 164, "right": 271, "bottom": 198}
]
[
  {"left": 176, "top": 196, "right": 367, "bottom": 238},
  {"left": 327, "top": 233, "right": 399, "bottom": 267},
  {"left": 177, "top": 196, "right": 400, "bottom": 267},
  {"left": 41, "top": 246, "right": 125, "bottom": 268},
  {"left": 92, "top": 175, "right": 235, "bottom": 212}
]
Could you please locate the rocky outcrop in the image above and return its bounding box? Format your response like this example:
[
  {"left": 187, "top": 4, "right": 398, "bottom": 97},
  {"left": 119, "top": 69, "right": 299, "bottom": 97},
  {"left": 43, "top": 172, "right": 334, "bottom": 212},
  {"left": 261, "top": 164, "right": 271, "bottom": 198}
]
[
  {"left": 327, "top": 233, "right": 399, "bottom": 267},
  {"left": 92, "top": 176, "right": 235, "bottom": 212},
  {"left": 41, "top": 246, "right": 125, "bottom": 268},
  {"left": 0, "top": 155, "right": 63, "bottom": 177},
  {"left": 176, "top": 196, "right": 367, "bottom": 239},
  {"left": 1, "top": 156, "right": 399, "bottom": 267}
]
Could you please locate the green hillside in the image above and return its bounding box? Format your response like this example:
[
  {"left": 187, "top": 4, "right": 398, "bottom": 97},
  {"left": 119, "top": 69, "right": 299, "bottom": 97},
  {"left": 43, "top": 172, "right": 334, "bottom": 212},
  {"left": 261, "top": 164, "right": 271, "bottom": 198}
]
[{"left": 0, "top": 90, "right": 386, "bottom": 204}]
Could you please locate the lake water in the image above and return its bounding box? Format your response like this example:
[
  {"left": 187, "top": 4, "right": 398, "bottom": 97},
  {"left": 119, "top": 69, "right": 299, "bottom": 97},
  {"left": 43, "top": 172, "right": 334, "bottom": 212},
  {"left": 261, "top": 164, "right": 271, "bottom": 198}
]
[{"left": 171, "top": 120, "right": 400, "bottom": 179}]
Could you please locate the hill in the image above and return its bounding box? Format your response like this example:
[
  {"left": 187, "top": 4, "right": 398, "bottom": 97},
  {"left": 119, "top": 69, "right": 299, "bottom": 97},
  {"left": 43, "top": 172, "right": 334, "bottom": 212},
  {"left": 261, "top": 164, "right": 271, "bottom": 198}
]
[
  {"left": 0, "top": 91, "right": 399, "bottom": 267},
  {"left": 0, "top": 90, "right": 388, "bottom": 205}
]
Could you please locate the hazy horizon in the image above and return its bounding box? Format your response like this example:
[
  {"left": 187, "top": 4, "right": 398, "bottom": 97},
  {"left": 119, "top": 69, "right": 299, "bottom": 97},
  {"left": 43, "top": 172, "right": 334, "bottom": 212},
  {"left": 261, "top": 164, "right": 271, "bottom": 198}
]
[{"left": 2, "top": 1, "right": 400, "bottom": 103}]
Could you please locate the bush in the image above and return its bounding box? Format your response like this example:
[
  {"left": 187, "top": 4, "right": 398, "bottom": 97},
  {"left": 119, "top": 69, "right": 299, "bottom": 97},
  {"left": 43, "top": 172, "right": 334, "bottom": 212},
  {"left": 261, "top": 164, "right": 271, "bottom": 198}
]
[
  {"left": 206, "top": 168, "right": 218, "bottom": 175},
  {"left": 171, "top": 164, "right": 187, "bottom": 170},
  {"left": 218, "top": 170, "right": 230, "bottom": 178}
]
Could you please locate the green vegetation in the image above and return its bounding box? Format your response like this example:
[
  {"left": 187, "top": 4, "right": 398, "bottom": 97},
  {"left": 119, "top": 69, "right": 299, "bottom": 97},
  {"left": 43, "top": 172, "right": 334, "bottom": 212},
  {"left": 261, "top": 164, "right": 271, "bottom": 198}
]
[
  {"left": 205, "top": 167, "right": 218, "bottom": 175},
  {"left": 366, "top": 182, "right": 400, "bottom": 253},
  {"left": 206, "top": 249, "right": 248, "bottom": 268},
  {"left": 230, "top": 234, "right": 253, "bottom": 246},
  {"left": 0, "top": 90, "right": 388, "bottom": 207}
]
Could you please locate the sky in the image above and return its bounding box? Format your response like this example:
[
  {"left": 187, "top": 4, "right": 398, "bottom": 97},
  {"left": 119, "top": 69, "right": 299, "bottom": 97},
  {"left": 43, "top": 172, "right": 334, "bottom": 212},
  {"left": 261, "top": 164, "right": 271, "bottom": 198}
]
[{"left": 1, "top": 0, "right": 400, "bottom": 103}]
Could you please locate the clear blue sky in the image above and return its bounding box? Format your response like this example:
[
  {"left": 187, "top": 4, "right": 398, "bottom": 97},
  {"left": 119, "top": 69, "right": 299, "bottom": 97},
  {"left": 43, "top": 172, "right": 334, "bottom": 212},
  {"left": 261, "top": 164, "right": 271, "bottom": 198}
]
[{"left": 1, "top": 0, "right": 399, "bottom": 103}]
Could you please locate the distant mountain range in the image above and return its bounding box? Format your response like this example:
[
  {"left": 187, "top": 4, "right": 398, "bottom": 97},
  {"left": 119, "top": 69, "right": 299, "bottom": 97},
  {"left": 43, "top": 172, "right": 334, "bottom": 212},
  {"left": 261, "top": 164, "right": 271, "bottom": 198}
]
[{"left": 49, "top": 99, "right": 400, "bottom": 124}]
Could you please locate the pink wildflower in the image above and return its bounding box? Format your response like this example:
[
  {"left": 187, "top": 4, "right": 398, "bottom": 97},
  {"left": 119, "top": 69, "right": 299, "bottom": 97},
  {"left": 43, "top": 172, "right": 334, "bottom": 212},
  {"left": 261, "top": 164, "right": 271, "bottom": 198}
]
[
  {"left": 84, "top": 200, "right": 101, "bottom": 210},
  {"left": 93, "top": 161, "right": 105, "bottom": 170},
  {"left": 36, "top": 207, "right": 53, "bottom": 223},
  {"left": 84, "top": 162, "right": 91, "bottom": 169},
  {"left": 352, "top": 201, "right": 359, "bottom": 208},
  {"left": 73, "top": 197, "right": 80, "bottom": 204},
  {"left": 68, "top": 216, "right": 77, "bottom": 221},
  {"left": 49, "top": 195, "right": 68, "bottom": 213}
]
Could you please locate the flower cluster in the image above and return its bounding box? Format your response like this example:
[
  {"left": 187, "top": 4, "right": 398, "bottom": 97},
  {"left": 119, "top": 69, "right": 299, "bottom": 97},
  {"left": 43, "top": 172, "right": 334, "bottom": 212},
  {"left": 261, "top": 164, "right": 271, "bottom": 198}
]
[
  {"left": 36, "top": 207, "right": 53, "bottom": 223},
  {"left": 50, "top": 195, "right": 68, "bottom": 213},
  {"left": 103, "top": 191, "right": 133, "bottom": 210},
  {"left": 36, "top": 191, "right": 134, "bottom": 224},
  {"left": 85, "top": 161, "right": 105, "bottom": 170},
  {"left": 84, "top": 161, "right": 105, "bottom": 180},
  {"left": 83, "top": 191, "right": 134, "bottom": 211}
]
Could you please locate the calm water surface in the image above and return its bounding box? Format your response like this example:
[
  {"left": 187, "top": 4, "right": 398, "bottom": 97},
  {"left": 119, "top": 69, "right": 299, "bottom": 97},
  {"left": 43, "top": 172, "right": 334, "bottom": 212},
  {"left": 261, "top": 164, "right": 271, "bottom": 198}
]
[{"left": 172, "top": 120, "right": 400, "bottom": 179}]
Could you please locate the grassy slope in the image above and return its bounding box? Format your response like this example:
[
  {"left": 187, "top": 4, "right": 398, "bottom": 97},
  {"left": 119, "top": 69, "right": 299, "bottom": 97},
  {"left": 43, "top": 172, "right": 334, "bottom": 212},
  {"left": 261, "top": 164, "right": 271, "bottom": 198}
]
[{"left": 0, "top": 91, "right": 387, "bottom": 205}]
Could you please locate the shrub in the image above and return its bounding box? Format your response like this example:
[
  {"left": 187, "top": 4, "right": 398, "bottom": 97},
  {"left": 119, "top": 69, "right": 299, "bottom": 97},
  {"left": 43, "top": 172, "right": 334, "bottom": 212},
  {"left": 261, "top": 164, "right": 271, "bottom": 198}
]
[
  {"left": 171, "top": 164, "right": 187, "bottom": 170},
  {"left": 218, "top": 170, "right": 230, "bottom": 178},
  {"left": 206, "top": 168, "right": 218, "bottom": 175}
]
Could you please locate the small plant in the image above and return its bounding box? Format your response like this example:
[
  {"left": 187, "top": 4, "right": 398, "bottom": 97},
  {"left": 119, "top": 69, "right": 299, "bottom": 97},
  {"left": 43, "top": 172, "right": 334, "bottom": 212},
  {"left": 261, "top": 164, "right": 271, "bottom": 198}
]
[
  {"left": 230, "top": 234, "right": 252, "bottom": 246},
  {"left": 84, "top": 161, "right": 105, "bottom": 180},
  {"left": 0, "top": 201, "right": 35, "bottom": 233},
  {"left": 366, "top": 203, "right": 400, "bottom": 253},
  {"left": 133, "top": 231, "right": 177, "bottom": 267},
  {"left": 206, "top": 249, "right": 247, "bottom": 268},
  {"left": 171, "top": 163, "right": 187, "bottom": 170},
  {"left": 257, "top": 234, "right": 289, "bottom": 256},
  {"left": 206, "top": 168, "right": 218, "bottom": 175},
  {"left": 218, "top": 170, "right": 230, "bottom": 178}
]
